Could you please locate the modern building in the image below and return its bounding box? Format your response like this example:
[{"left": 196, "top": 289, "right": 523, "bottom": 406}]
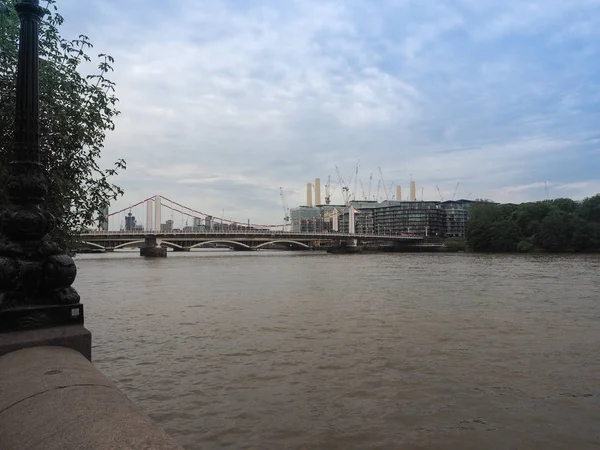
[
  {"left": 98, "top": 205, "right": 109, "bottom": 231},
  {"left": 373, "top": 201, "right": 445, "bottom": 236},
  {"left": 161, "top": 219, "right": 174, "bottom": 232},
  {"left": 290, "top": 192, "right": 473, "bottom": 237},
  {"left": 334, "top": 200, "right": 445, "bottom": 236},
  {"left": 290, "top": 206, "right": 323, "bottom": 232},
  {"left": 440, "top": 199, "right": 473, "bottom": 237},
  {"left": 124, "top": 212, "right": 136, "bottom": 231}
]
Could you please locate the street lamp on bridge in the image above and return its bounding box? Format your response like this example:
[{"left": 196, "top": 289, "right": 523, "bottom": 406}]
[{"left": 0, "top": 0, "right": 82, "bottom": 332}]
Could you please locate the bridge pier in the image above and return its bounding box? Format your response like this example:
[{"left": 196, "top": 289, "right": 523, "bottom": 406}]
[
  {"left": 326, "top": 238, "right": 361, "bottom": 254},
  {"left": 140, "top": 236, "right": 167, "bottom": 258},
  {"left": 140, "top": 247, "right": 167, "bottom": 257}
]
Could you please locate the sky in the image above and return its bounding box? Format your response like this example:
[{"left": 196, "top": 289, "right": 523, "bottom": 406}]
[{"left": 56, "top": 0, "right": 600, "bottom": 227}]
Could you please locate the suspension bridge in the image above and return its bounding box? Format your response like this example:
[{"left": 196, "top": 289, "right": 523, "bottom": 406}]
[{"left": 81, "top": 195, "right": 424, "bottom": 256}]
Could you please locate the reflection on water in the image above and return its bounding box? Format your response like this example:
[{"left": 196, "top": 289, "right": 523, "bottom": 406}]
[{"left": 74, "top": 251, "right": 600, "bottom": 449}]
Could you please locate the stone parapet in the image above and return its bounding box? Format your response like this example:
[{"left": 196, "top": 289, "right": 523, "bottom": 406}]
[{"left": 0, "top": 346, "right": 183, "bottom": 450}]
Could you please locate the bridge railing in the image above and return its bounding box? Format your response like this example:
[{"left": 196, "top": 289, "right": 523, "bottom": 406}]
[{"left": 81, "top": 230, "right": 424, "bottom": 239}]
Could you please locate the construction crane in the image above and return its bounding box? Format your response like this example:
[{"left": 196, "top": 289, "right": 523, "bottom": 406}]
[
  {"left": 335, "top": 165, "right": 351, "bottom": 205},
  {"left": 279, "top": 187, "right": 290, "bottom": 229},
  {"left": 353, "top": 161, "right": 360, "bottom": 203},
  {"left": 359, "top": 180, "right": 367, "bottom": 200},
  {"left": 324, "top": 174, "right": 340, "bottom": 205},
  {"left": 324, "top": 175, "right": 331, "bottom": 205},
  {"left": 452, "top": 182, "right": 460, "bottom": 201},
  {"left": 435, "top": 185, "right": 444, "bottom": 201},
  {"left": 389, "top": 181, "right": 396, "bottom": 199},
  {"left": 378, "top": 167, "right": 390, "bottom": 201}
]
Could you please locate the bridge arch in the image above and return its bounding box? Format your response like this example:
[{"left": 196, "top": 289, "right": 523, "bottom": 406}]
[
  {"left": 80, "top": 241, "right": 106, "bottom": 250},
  {"left": 254, "top": 240, "right": 311, "bottom": 249},
  {"left": 160, "top": 241, "right": 183, "bottom": 250},
  {"left": 189, "top": 240, "right": 250, "bottom": 250},
  {"left": 113, "top": 240, "right": 145, "bottom": 249}
]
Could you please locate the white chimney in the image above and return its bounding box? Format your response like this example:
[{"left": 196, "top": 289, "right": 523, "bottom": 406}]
[
  {"left": 315, "top": 178, "right": 321, "bottom": 206},
  {"left": 396, "top": 186, "right": 402, "bottom": 201},
  {"left": 410, "top": 181, "right": 416, "bottom": 201},
  {"left": 306, "top": 183, "right": 313, "bottom": 207}
]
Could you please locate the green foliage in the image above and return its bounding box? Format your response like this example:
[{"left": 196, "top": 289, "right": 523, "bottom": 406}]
[
  {"left": 489, "top": 219, "right": 521, "bottom": 252},
  {"left": 0, "top": 0, "right": 125, "bottom": 251},
  {"left": 466, "top": 195, "right": 600, "bottom": 253},
  {"left": 551, "top": 198, "right": 578, "bottom": 214},
  {"left": 516, "top": 237, "right": 535, "bottom": 253},
  {"left": 537, "top": 210, "right": 573, "bottom": 252},
  {"left": 443, "top": 237, "right": 467, "bottom": 251},
  {"left": 578, "top": 194, "right": 600, "bottom": 223},
  {"left": 465, "top": 200, "right": 498, "bottom": 251}
]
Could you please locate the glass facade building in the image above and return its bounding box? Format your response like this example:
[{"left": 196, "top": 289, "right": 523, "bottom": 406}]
[
  {"left": 292, "top": 199, "right": 472, "bottom": 237},
  {"left": 290, "top": 206, "right": 324, "bottom": 232},
  {"left": 440, "top": 200, "right": 473, "bottom": 237}
]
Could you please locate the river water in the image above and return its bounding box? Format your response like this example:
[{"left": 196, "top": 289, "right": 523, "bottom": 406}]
[{"left": 74, "top": 251, "right": 600, "bottom": 449}]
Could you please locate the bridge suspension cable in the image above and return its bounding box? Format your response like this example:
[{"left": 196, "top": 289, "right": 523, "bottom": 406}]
[{"left": 105, "top": 194, "right": 334, "bottom": 231}]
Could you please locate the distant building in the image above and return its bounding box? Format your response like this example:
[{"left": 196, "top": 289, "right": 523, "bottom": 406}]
[
  {"left": 333, "top": 201, "right": 445, "bottom": 236},
  {"left": 440, "top": 200, "right": 473, "bottom": 237},
  {"left": 193, "top": 217, "right": 202, "bottom": 228},
  {"left": 161, "top": 219, "right": 174, "bottom": 232},
  {"left": 124, "top": 212, "right": 136, "bottom": 231},
  {"left": 99, "top": 205, "right": 109, "bottom": 231},
  {"left": 290, "top": 206, "right": 322, "bottom": 232},
  {"left": 373, "top": 201, "right": 446, "bottom": 237},
  {"left": 289, "top": 196, "right": 473, "bottom": 238}
]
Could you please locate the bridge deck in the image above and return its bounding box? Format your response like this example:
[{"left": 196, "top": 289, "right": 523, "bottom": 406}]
[
  {"left": 81, "top": 231, "right": 423, "bottom": 240},
  {"left": 79, "top": 231, "right": 424, "bottom": 251}
]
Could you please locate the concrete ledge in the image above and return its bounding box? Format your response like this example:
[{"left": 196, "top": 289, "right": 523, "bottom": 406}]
[
  {"left": 0, "top": 325, "right": 91, "bottom": 360},
  {"left": 0, "top": 346, "right": 183, "bottom": 450}
]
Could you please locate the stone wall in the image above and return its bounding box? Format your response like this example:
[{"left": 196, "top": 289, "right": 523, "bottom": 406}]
[{"left": 0, "top": 346, "right": 183, "bottom": 450}]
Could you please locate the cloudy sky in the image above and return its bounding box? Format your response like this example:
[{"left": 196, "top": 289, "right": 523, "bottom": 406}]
[{"left": 57, "top": 0, "right": 600, "bottom": 227}]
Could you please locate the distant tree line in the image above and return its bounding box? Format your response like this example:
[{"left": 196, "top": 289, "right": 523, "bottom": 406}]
[{"left": 466, "top": 195, "right": 600, "bottom": 252}]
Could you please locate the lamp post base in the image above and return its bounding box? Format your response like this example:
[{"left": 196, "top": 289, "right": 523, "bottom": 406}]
[{"left": 0, "top": 324, "right": 91, "bottom": 360}]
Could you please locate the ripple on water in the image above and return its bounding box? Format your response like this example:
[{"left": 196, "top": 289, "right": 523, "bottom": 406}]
[{"left": 75, "top": 251, "right": 600, "bottom": 450}]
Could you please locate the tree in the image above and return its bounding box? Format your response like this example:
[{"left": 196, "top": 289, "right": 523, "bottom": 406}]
[
  {"left": 0, "top": 0, "right": 125, "bottom": 251},
  {"left": 570, "top": 216, "right": 594, "bottom": 251},
  {"left": 466, "top": 201, "right": 499, "bottom": 251},
  {"left": 489, "top": 219, "right": 521, "bottom": 252},
  {"left": 467, "top": 196, "right": 600, "bottom": 253},
  {"left": 538, "top": 210, "right": 573, "bottom": 252},
  {"left": 515, "top": 201, "right": 555, "bottom": 237},
  {"left": 551, "top": 198, "right": 578, "bottom": 214},
  {"left": 577, "top": 194, "right": 600, "bottom": 224}
]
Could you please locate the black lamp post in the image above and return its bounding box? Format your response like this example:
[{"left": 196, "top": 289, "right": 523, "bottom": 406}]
[{"left": 0, "top": 0, "right": 82, "bottom": 332}]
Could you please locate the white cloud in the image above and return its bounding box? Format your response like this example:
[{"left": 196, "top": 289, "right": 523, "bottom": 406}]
[{"left": 53, "top": 0, "right": 600, "bottom": 226}]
